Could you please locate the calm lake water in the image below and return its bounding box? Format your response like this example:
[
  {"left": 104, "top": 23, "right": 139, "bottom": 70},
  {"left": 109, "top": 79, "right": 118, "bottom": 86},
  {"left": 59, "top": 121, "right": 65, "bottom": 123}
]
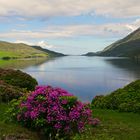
[{"left": 1, "top": 56, "right": 140, "bottom": 101}]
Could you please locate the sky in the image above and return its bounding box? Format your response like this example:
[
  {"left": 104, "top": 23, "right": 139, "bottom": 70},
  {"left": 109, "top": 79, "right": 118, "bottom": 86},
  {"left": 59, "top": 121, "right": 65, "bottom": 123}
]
[{"left": 0, "top": 0, "right": 140, "bottom": 55}]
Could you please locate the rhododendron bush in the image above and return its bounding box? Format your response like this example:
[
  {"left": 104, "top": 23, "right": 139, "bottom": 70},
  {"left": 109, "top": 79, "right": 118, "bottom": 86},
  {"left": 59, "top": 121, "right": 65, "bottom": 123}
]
[{"left": 8, "top": 86, "right": 98, "bottom": 139}]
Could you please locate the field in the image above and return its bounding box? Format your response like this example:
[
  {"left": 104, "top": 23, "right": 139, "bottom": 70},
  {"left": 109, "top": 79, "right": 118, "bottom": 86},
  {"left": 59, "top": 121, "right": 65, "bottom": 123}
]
[{"left": 0, "top": 58, "right": 48, "bottom": 69}]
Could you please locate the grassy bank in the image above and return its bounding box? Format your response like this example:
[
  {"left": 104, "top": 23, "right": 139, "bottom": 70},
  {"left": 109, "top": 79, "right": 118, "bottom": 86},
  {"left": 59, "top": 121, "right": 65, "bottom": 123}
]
[
  {"left": 0, "top": 103, "right": 38, "bottom": 140},
  {"left": 74, "top": 109, "right": 140, "bottom": 140},
  {"left": 0, "top": 104, "right": 140, "bottom": 140},
  {"left": 0, "top": 58, "right": 48, "bottom": 69}
]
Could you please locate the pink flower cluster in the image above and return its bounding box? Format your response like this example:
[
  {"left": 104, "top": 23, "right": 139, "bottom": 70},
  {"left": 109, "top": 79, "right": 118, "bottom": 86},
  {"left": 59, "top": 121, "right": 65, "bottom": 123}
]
[{"left": 16, "top": 86, "right": 96, "bottom": 137}]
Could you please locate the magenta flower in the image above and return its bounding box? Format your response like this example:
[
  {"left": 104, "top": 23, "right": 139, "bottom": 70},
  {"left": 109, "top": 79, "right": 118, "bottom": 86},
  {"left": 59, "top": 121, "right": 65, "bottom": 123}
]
[{"left": 15, "top": 85, "right": 98, "bottom": 138}]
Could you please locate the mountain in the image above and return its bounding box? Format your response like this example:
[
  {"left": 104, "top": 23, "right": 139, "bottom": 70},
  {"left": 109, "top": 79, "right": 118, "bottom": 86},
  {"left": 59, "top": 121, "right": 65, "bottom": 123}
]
[
  {"left": 99, "top": 28, "right": 140, "bottom": 57},
  {"left": 0, "top": 41, "right": 65, "bottom": 59},
  {"left": 83, "top": 52, "right": 97, "bottom": 56},
  {"left": 85, "top": 28, "right": 140, "bottom": 58}
]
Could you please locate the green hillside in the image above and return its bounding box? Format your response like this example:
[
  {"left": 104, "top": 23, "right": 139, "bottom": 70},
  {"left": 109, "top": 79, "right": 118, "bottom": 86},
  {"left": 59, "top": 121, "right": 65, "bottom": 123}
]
[
  {"left": 99, "top": 28, "right": 140, "bottom": 57},
  {"left": 0, "top": 41, "right": 64, "bottom": 59},
  {"left": 31, "top": 45, "right": 66, "bottom": 57},
  {"left": 85, "top": 28, "right": 140, "bottom": 58}
]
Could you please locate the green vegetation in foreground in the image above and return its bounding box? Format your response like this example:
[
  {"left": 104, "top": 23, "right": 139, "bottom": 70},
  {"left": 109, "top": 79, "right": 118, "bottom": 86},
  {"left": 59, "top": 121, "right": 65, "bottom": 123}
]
[
  {"left": 0, "top": 68, "right": 38, "bottom": 103},
  {"left": 0, "top": 103, "right": 38, "bottom": 140},
  {"left": 92, "top": 80, "right": 140, "bottom": 113},
  {"left": 0, "top": 68, "right": 37, "bottom": 91},
  {"left": 0, "top": 104, "right": 140, "bottom": 140},
  {"left": 74, "top": 109, "right": 140, "bottom": 140}
]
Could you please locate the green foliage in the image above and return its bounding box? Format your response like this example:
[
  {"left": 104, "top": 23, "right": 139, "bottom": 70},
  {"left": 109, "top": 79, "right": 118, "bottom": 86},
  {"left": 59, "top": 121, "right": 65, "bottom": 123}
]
[
  {"left": 0, "top": 68, "right": 38, "bottom": 91},
  {"left": 2, "top": 57, "right": 11, "bottom": 60},
  {"left": 0, "top": 68, "right": 38, "bottom": 103},
  {"left": 0, "top": 80, "right": 24, "bottom": 103},
  {"left": 6, "top": 98, "right": 26, "bottom": 123},
  {"left": 60, "top": 96, "right": 78, "bottom": 108},
  {"left": 92, "top": 80, "right": 140, "bottom": 113},
  {"left": 0, "top": 103, "right": 39, "bottom": 140}
]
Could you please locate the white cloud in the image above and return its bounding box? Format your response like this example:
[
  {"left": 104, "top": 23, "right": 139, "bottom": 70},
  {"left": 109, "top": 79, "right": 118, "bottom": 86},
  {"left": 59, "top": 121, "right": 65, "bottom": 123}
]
[
  {"left": 14, "top": 40, "right": 53, "bottom": 49},
  {"left": 0, "top": 0, "right": 140, "bottom": 19},
  {"left": 37, "top": 41, "right": 53, "bottom": 49},
  {"left": 1, "top": 19, "right": 140, "bottom": 41}
]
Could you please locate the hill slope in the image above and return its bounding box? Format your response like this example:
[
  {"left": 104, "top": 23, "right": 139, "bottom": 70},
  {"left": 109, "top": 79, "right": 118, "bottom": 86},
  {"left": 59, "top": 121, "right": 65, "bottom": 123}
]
[
  {"left": 0, "top": 41, "right": 64, "bottom": 59},
  {"left": 85, "top": 28, "right": 140, "bottom": 58},
  {"left": 82, "top": 52, "right": 97, "bottom": 56},
  {"left": 99, "top": 28, "right": 140, "bottom": 57},
  {"left": 31, "top": 46, "right": 65, "bottom": 57}
]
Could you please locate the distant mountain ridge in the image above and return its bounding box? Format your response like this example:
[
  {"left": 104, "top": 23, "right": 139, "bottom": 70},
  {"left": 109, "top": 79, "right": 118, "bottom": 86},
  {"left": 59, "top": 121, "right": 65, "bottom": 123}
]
[
  {"left": 85, "top": 28, "right": 140, "bottom": 58},
  {"left": 0, "top": 41, "right": 65, "bottom": 59},
  {"left": 83, "top": 52, "right": 97, "bottom": 56}
]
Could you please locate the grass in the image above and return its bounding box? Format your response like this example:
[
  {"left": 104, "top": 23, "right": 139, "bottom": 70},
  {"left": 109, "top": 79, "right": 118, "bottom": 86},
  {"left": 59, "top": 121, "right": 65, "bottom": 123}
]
[
  {"left": 0, "top": 52, "right": 19, "bottom": 58},
  {"left": 0, "top": 58, "right": 48, "bottom": 69},
  {"left": 0, "top": 41, "right": 64, "bottom": 60},
  {"left": 0, "top": 41, "right": 49, "bottom": 59},
  {"left": 74, "top": 109, "right": 140, "bottom": 140},
  {"left": 0, "top": 51, "right": 48, "bottom": 59},
  {"left": 0, "top": 104, "right": 140, "bottom": 140},
  {"left": 0, "top": 103, "right": 39, "bottom": 140}
]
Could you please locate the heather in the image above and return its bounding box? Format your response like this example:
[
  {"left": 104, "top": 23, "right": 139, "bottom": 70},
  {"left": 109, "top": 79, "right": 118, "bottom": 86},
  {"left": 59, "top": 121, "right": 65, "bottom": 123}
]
[
  {"left": 0, "top": 68, "right": 38, "bottom": 103},
  {"left": 92, "top": 80, "right": 140, "bottom": 113},
  {"left": 8, "top": 86, "right": 98, "bottom": 140},
  {"left": 0, "top": 68, "right": 38, "bottom": 91},
  {"left": 0, "top": 80, "right": 24, "bottom": 102}
]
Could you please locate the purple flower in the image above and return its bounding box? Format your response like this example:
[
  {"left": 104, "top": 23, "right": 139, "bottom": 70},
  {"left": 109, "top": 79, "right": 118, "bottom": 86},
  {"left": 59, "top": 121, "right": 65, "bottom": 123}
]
[
  {"left": 61, "top": 99, "right": 68, "bottom": 105},
  {"left": 15, "top": 85, "right": 98, "bottom": 138},
  {"left": 54, "top": 123, "right": 62, "bottom": 129},
  {"left": 30, "top": 110, "right": 38, "bottom": 119}
]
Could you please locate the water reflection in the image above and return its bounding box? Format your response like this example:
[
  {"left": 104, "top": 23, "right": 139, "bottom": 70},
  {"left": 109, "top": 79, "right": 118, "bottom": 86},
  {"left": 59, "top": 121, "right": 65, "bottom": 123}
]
[
  {"left": 105, "top": 58, "right": 140, "bottom": 78},
  {"left": 21, "top": 56, "right": 140, "bottom": 102}
]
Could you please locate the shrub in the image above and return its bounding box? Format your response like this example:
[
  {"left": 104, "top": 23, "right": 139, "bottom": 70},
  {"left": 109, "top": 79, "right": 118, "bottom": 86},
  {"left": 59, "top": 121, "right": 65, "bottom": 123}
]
[
  {"left": 2, "top": 56, "right": 11, "bottom": 60},
  {"left": 0, "top": 80, "right": 24, "bottom": 103},
  {"left": 92, "top": 80, "right": 140, "bottom": 113},
  {"left": 0, "top": 68, "right": 38, "bottom": 91},
  {"left": 91, "top": 95, "right": 105, "bottom": 108},
  {"left": 8, "top": 86, "right": 97, "bottom": 139},
  {"left": 119, "top": 102, "right": 140, "bottom": 113}
]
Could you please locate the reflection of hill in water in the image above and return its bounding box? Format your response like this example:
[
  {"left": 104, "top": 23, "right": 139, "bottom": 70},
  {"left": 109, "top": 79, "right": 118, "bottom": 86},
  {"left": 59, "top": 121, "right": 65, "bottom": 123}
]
[
  {"left": 105, "top": 58, "right": 140, "bottom": 78},
  {"left": 0, "top": 58, "right": 49, "bottom": 69}
]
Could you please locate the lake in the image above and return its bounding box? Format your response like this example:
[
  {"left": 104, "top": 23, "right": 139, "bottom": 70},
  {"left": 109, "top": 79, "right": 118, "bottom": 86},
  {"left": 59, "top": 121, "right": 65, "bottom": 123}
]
[{"left": 1, "top": 56, "right": 140, "bottom": 102}]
